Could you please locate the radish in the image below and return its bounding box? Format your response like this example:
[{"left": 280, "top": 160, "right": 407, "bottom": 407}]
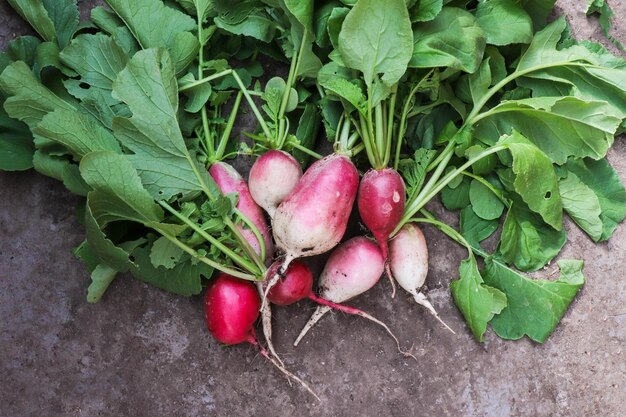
[
  {"left": 209, "top": 161, "right": 274, "bottom": 264},
  {"left": 389, "top": 223, "right": 455, "bottom": 333},
  {"left": 289, "top": 237, "right": 414, "bottom": 358},
  {"left": 209, "top": 162, "right": 279, "bottom": 363},
  {"left": 249, "top": 150, "right": 303, "bottom": 218},
  {"left": 357, "top": 168, "right": 406, "bottom": 296},
  {"left": 204, "top": 273, "right": 319, "bottom": 399},
  {"left": 269, "top": 153, "right": 359, "bottom": 278}
]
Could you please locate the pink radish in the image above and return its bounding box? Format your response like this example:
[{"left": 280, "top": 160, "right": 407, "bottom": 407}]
[
  {"left": 204, "top": 273, "right": 319, "bottom": 399},
  {"left": 290, "top": 238, "right": 413, "bottom": 358},
  {"left": 270, "top": 153, "right": 359, "bottom": 277},
  {"left": 209, "top": 162, "right": 278, "bottom": 363},
  {"left": 389, "top": 223, "right": 455, "bottom": 333},
  {"left": 209, "top": 161, "right": 273, "bottom": 264},
  {"left": 249, "top": 150, "right": 303, "bottom": 218},
  {"left": 357, "top": 168, "right": 406, "bottom": 296}
]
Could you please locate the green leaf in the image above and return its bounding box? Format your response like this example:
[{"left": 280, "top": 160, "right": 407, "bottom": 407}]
[
  {"left": 105, "top": 0, "right": 198, "bottom": 72},
  {"left": 0, "top": 105, "right": 34, "bottom": 171},
  {"left": 319, "top": 77, "right": 367, "bottom": 115},
  {"left": 513, "top": 18, "right": 626, "bottom": 122},
  {"left": 0, "top": 61, "right": 75, "bottom": 129},
  {"left": 484, "top": 258, "right": 585, "bottom": 343},
  {"left": 441, "top": 176, "right": 470, "bottom": 210},
  {"left": 112, "top": 48, "right": 206, "bottom": 200},
  {"left": 475, "top": 96, "right": 622, "bottom": 164},
  {"left": 130, "top": 245, "right": 211, "bottom": 296},
  {"left": 409, "top": 0, "right": 443, "bottom": 22},
  {"left": 284, "top": 0, "right": 314, "bottom": 33},
  {"left": 469, "top": 179, "right": 504, "bottom": 220},
  {"left": 150, "top": 236, "right": 184, "bottom": 269},
  {"left": 32, "top": 148, "right": 90, "bottom": 194},
  {"left": 327, "top": 7, "right": 349, "bottom": 49},
  {"left": 400, "top": 148, "right": 437, "bottom": 196},
  {"left": 4, "top": 36, "right": 42, "bottom": 68},
  {"left": 41, "top": 0, "right": 79, "bottom": 49},
  {"left": 33, "top": 109, "right": 121, "bottom": 159},
  {"left": 6, "top": 0, "right": 57, "bottom": 43},
  {"left": 498, "top": 197, "right": 566, "bottom": 271},
  {"left": 292, "top": 102, "right": 321, "bottom": 167},
  {"left": 499, "top": 131, "right": 563, "bottom": 230},
  {"left": 564, "top": 158, "right": 626, "bottom": 241},
  {"left": 60, "top": 33, "right": 129, "bottom": 104},
  {"left": 84, "top": 200, "right": 134, "bottom": 272},
  {"left": 586, "top": 0, "right": 625, "bottom": 52},
  {"left": 460, "top": 205, "right": 498, "bottom": 249},
  {"left": 410, "top": 7, "right": 486, "bottom": 73},
  {"left": 338, "top": 0, "right": 413, "bottom": 87},
  {"left": 87, "top": 264, "right": 118, "bottom": 303},
  {"left": 80, "top": 151, "right": 164, "bottom": 226},
  {"left": 475, "top": 0, "right": 532, "bottom": 46},
  {"left": 214, "top": 14, "right": 276, "bottom": 43},
  {"left": 558, "top": 172, "right": 602, "bottom": 241},
  {"left": 518, "top": 0, "right": 555, "bottom": 30},
  {"left": 450, "top": 255, "right": 507, "bottom": 342}
]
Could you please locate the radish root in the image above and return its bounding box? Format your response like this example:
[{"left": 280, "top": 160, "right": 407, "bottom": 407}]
[
  {"left": 249, "top": 335, "right": 320, "bottom": 401},
  {"left": 410, "top": 290, "right": 456, "bottom": 334},
  {"left": 384, "top": 262, "right": 397, "bottom": 298},
  {"left": 255, "top": 283, "right": 284, "bottom": 367},
  {"left": 261, "top": 253, "right": 295, "bottom": 311},
  {"left": 295, "top": 299, "right": 417, "bottom": 361}
]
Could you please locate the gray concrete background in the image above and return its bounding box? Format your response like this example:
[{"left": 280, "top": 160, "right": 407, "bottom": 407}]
[{"left": 1, "top": 1, "right": 625, "bottom": 416}]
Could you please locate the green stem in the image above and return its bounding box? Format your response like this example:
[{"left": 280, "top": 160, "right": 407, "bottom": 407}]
[
  {"left": 233, "top": 208, "right": 267, "bottom": 270},
  {"left": 397, "top": 144, "right": 508, "bottom": 234},
  {"left": 153, "top": 227, "right": 257, "bottom": 281},
  {"left": 374, "top": 103, "right": 385, "bottom": 168},
  {"left": 179, "top": 69, "right": 272, "bottom": 139},
  {"left": 159, "top": 201, "right": 259, "bottom": 274},
  {"left": 384, "top": 92, "right": 397, "bottom": 167},
  {"left": 290, "top": 142, "right": 323, "bottom": 159},
  {"left": 214, "top": 91, "right": 243, "bottom": 161},
  {"left": 409, "top": 216, "right": 473, "bottom": 255},
  {"left": 466, "top": 62, "right": 590, "bottom": 124}
]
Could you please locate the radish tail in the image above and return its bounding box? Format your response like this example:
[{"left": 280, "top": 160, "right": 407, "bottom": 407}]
[
  {"left": 379, "top": 240, "right": 397, "bottom": 298},
  {"left": 412, "top": 291, "right": 456, "bottom": 334},
  {"left": 248, "top": 334, "right": 320, "bottom": 400},
  {"left": 310, "top": 294, "right": 415, "bottom": 360},
  {"left": 293, "top": 305, "right": 332, "bottom": 346},
  {"left": 255, "top": 283, "right": 284, "bottom": 367},
  {"left": 261, "top": 253, "right": 295, "bottom": 311}
]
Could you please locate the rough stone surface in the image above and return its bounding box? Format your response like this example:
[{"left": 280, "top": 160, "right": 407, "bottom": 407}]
[{"left": 1, "top": 1, "right": 625, "bottom": 416}]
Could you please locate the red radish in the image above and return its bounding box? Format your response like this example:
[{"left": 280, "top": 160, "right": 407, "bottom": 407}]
[
  {"left": 209, "top": 161, "right": 273, "bottom": 264},
  {"left": 249, "top": 150, "right": 303, "bottom": 218},
  {"left": 357, "top": 168, "right": 406, "bottom": 296},
  {"left": 289, "top": 238, "right": 413, "bottom": 358},
  {"left": 389, "top": 223, "right": 455, "bottom": 333},
  {"left": 204, "top": 273, "right": 261, "bottom": 345},
  {"left": 204, "top": 273, "right": 319, "bottom": 399},
  {"left": 268, "top": 153, "right": 359, "bottom": 285}
]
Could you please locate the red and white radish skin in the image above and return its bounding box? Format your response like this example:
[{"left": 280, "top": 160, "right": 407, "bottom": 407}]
[
  {"left": 204, "top": 273, "right": 319, "bottom": 398},
  {"left": 249, "top": 150, "right": 302, "bottom": 218},
  {"left": 357, "top": 168, "right": 406, "bottom": 295},
  {"left": 292, "top": 237, "right": 412, "bottom": 357},
  {"left": 390, "top": 223, "right": 455, "bottom": 333},
  {"left": 209, "top": 161, "right": 273, "bottom": 263},
  {"left": 272, "top": 153, "right": 359, "bottom": 263}
]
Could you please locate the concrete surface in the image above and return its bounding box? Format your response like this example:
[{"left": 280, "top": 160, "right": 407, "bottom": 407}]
[{"left": 1, "top": 1, "right": 625, "bottom": 416}]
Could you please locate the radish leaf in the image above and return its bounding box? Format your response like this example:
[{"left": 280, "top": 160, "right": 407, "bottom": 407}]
[
  {"left": 484, "top": 258, "right": 585, "bottom": 343},
  {"left": 451, "top": 255, "right": 507, "bottom": 342},
  {"left": 338, "top": 0, "right": 413, "bottom": 87}
]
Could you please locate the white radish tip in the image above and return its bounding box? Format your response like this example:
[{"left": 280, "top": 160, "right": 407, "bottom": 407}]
[
  {"left": 294, "top": 305, "right": 332, "bottom": 346},
  {"left": 412, "top": 291, "right": 456, "bottom": 335}
]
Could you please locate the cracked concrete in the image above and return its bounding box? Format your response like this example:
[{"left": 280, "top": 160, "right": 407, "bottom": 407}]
[{"left": 1, "top": 1, "right": 625, "bottom": 416}]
